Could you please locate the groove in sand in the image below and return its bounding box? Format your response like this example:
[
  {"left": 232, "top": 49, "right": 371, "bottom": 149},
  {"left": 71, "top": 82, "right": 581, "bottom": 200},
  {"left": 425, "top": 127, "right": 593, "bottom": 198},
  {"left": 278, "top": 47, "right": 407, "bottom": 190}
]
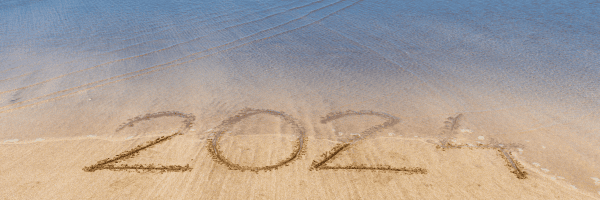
[
  {"left": 207, "top": 108, "right": 307, "bottom": 172},
  {"left": 83, "top": 111, "right": 195, "bottom": 173},
  {"left": 310, "top": 110, "right": 427, "bottom": 174}
]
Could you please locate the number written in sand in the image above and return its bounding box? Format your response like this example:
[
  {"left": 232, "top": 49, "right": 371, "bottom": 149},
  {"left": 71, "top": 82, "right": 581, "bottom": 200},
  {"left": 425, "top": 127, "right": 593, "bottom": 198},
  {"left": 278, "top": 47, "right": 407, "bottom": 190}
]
[
  {"left": 83, "top": 111, "right": 195, "bottom": 172},
  {"left": 82, "top": 108, "right": 525, "bottom": 179},
  {"left": 437, "top": 114, "right": 527, "bottom": 179},
  {"left": 205, "top": 108, "right": 307, "bottom": 172},
  {"left": 309, "top": 110, "right": 427, "bottom": 174}
]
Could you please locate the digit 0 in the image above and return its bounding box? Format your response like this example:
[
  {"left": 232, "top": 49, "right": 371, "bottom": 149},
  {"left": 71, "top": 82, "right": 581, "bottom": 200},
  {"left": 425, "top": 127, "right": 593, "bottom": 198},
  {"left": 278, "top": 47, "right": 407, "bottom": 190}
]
[{"left": 206, "top": 108, "right": 307, "bottom": 172}]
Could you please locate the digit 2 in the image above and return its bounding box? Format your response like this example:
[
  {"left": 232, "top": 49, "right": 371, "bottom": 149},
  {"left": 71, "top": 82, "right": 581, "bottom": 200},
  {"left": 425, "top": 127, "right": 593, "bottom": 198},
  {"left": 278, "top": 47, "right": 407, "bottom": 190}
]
[
  {"left": 310, "top": 110, "right": 427, "bottom": 174},
  {"left": 83, "top": 111, "right": 195, "bottom": 172}
]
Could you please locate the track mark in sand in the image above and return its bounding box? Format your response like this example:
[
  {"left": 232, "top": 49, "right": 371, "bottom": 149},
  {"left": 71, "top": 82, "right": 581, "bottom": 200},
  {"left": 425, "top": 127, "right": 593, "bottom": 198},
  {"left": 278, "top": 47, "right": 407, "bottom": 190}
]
[
  {"left": 310, "top": 110, "right": 427, "bottom": 174},
  {"left": 207, "top": 108, "right": 307, "bottom": 172},
  {"left": 439, "top": 114, "right": 463, "bottom": 148},
  {"left": 83, "top": 111, "right": 195, "bottom": 173},
  {"left": 0, "top": 71, "right": 35, "bottom": 83},
  {"left": 0, "top": 0, "right": 362, "bottom": 115},
  {"left": 444, "top": 114, "right": 462, "bottom": 134},
  {"left": 0, "top": 65, "right": 22, "bottom": 74},
  {"left": 436, "top": 114, "right": 528, "bottom": 179}
]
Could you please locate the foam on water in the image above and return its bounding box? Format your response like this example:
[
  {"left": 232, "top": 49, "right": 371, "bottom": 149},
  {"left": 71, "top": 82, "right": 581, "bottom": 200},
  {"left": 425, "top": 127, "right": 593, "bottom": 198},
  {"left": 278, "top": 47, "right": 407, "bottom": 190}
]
[
  {"left": 541, "top": 168, "right": 550, "bottom": 173},
  {"left": 4, "top": 139, "right": 18, "bottom": 143}
]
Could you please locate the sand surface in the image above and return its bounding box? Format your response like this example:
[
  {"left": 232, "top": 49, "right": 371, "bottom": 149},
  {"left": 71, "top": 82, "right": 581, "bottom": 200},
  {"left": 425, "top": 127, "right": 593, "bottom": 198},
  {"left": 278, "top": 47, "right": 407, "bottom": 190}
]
[{"left": 1, "top": 0, "right": 600, "bottom": 199}]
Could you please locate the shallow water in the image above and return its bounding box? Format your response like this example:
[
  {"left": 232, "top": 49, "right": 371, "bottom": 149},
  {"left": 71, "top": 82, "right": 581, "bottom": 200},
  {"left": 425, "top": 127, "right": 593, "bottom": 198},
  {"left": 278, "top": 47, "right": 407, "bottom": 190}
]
[{"left": 1, "top": 0, "right": 599, "bottom": 197}]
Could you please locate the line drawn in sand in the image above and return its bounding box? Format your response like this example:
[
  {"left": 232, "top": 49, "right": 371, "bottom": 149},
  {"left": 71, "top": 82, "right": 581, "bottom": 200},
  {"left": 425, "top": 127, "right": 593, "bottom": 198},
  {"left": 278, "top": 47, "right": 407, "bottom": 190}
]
[
  {"left": 206, "top": 108, "right": 307, "bottom": 172},
  {"left": 436, "top": 114, "right": 527, "bottom": 179},
  {"left": 83, "top": 111, "right": 195, "bottom": 173},
  {"left": 81, "top": 109, "right": 526, "bottom": 179},
  {"left": 310, "top": 110, "right": 427, "bottom": 174}
]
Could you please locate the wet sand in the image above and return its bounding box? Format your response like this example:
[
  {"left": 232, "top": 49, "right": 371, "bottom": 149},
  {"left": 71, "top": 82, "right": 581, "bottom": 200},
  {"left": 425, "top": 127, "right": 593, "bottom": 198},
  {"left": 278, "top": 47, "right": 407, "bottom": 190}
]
[{"left": 1, "top": 0, "right": 600, "bottom": 199}]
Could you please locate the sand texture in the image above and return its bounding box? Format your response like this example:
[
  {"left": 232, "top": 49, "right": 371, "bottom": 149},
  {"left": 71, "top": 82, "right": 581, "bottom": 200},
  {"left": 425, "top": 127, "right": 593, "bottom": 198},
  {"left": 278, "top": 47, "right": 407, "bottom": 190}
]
[{"left": 1, "top": 0, "right": 600, "bottom": 199}]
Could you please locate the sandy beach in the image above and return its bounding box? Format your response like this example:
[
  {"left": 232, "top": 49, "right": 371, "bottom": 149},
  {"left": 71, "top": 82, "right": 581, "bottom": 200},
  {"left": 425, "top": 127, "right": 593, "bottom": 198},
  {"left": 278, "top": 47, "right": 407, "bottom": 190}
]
[{"left": 1, "top": 0, "right": 599, "bottom": 199}]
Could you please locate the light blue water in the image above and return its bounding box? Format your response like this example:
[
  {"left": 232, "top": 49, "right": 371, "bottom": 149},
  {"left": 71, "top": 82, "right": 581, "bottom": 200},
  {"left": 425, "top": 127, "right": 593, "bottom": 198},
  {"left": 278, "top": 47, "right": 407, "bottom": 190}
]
[
  {"left": 3, "top": 0, "right": 597, "bottom": 107},
  {"left": 1, "top": 0, "right": 599, "bottom": 195}
]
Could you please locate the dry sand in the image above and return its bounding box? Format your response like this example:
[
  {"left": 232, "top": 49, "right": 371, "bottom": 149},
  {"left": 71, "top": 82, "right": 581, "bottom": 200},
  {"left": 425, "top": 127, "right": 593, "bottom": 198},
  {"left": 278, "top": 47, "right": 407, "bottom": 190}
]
[{"left": 1, "top": 0, "right": 600, "bottom": 199}]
